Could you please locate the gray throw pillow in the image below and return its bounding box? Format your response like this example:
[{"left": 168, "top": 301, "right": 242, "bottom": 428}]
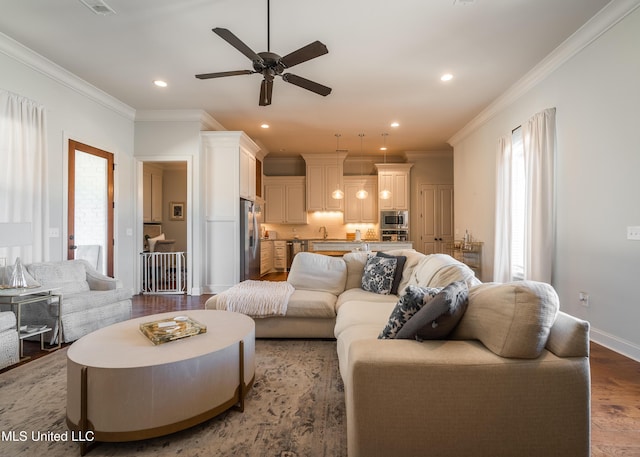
[
  {"left": 376, "top": 251, "right": 407, "bottom": 295},
  {"left": 395, "top": 280, "right": 469, "bottom": 341},
  {"left": 361, "top": 256, "right": 397, "bottom": 295},
  {"left": 378, "top": 285, "right": 442, "bottom": 339}
]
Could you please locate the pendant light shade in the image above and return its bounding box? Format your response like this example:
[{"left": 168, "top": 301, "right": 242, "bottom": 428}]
[
  {"left": 332, "top": 133, "right": 344, "bottom": 200},
  {"left": 356, "top": 133, "right": 368, "bottom": 199},
  {"left": 379, "top": 133, "right": 391, "bottom": 200}
]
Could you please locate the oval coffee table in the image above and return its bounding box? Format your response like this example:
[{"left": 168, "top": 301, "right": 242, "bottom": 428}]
[{"left": 66, "top": 310, "right": 255, "bottom": 454}]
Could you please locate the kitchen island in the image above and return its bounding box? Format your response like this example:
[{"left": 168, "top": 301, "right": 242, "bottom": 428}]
[{"left": 309, "top": 240, "right": 413, "bottom": 256}]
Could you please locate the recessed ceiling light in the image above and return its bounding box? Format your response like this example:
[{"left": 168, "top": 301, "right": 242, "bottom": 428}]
[
  {"left": 153, "top": 80, "right": 168, "bottom": 88},
  {"left": 441, "top": 73, "right": 454, "bottom": 82},
  {"left": 390, "top": 122, "right": 400, "bottom": 128},
  {"left": 261, "top": 123, "right": 270, "bottom": 129}
]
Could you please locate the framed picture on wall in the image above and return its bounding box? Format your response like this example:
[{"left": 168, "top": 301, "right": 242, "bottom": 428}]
[{"left": 169, "top": 202, "right": 185, "bottom": 221}]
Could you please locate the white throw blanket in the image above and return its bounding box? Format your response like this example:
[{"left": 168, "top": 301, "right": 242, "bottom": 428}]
[{"left": 215, "top": 280, "right": 294, "bottom": 318}]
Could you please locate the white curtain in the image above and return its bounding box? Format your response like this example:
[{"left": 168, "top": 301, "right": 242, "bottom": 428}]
[
  {"left": 493, "top": 134, "right": 513, "bottom": 283},
  {"left": 523, "top": 107, "right": 556, "bottom": 283},
  {"left": 0, "top": 90, "right": 48, "bottom": 264}
]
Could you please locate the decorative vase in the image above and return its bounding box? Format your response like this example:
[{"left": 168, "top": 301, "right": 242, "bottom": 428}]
[{"left": 10, "top": 257, "right": 29, "bottom": 289}]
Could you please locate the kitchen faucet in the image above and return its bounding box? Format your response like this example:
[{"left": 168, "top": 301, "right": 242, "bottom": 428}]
[{"left": 319, "top": 226, "right": 328, "bottom": 240}]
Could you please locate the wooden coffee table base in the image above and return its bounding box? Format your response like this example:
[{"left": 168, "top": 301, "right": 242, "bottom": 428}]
[{"left": 65, "top": 310, "right": 255, "bottom": 455}]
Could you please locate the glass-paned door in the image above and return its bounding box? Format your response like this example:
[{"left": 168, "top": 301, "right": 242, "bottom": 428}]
[{"left": 67, "top": 140, "right": 114, "bottom": 276}]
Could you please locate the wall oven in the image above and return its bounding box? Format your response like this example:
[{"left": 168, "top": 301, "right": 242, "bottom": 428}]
[
  {"left": 380, "top": 210, "right": 409, "bottom": 230},
  {"left": 381, "top": 230, "right": 409, "bottom": 242}
]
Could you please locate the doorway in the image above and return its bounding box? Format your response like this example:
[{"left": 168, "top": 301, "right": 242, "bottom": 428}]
[{"left": 67, "top": 140, "right": 114, "bottom": 276}]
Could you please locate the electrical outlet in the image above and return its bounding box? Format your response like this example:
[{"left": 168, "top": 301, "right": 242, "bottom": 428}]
[
  {"left": 48, "top": 228, "right": 59, "bottom": 238},
  {"left": 627, "top": 226, "right": 640, "bottom": 240},
  {"left": 578, "top": 292, "right": 589, "bottom": 307}
]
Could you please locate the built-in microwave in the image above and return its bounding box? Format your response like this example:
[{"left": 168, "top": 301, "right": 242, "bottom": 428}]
[{"left": 380, "top": 210, "right": 409, "bottom": 230}]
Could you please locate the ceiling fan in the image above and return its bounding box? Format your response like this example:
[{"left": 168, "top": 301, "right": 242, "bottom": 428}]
[{"left": 195, "top": 0, "right": 331, "bottom": 106}]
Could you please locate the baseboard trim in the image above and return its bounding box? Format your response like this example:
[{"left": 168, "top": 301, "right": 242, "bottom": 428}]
[{"left": 590, "top": 327, "right": 640, "bottom": 362}]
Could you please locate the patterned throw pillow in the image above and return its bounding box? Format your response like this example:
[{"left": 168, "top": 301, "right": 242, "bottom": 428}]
[
  {"left": 395, "top": 281, "right": 469, "bottom": 341},
  {"left": 361, "top": 256, "right": 398, "bottom": 295},
  {"left": 378, "top": 285, "right": 442, "bottom": 339}
]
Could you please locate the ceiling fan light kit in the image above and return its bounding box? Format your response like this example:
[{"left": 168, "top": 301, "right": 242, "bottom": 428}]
[{"left": 195, "top": 0, "right": 331, "bottom": 106}]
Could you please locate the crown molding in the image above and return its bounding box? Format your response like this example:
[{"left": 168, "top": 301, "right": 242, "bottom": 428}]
[
  {"left": 0, "top": 32, "right": 136, "bottom": 121},
  {"left": 448, "top": 0, "right": 640, "bottom": 146},
  {"left": 135, "top": 109, "right": 226, "bottom": 131}
]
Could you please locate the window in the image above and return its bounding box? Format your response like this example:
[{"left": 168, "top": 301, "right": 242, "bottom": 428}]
[
  {"left": 510, "top": 127, "right": 525, "bottom": 280},
  {"left": 494, "top": 108, "right": 556, "bottom": 283}
]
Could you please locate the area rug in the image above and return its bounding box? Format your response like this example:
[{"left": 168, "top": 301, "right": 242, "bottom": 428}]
[{"left": 0, "top": 340, "right": 346, "bottom": 457}]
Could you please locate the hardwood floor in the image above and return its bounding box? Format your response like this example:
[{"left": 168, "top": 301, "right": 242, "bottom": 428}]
[{"left": 6, "top": 292, "right": 640, "bottom": 454}]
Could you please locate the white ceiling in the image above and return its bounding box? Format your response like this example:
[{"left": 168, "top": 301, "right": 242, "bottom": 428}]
[{"left": 0, "top": 0, "right": 610, "bottom": 157}]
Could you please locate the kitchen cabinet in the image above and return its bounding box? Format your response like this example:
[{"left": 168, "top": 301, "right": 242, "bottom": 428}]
[
  {"left": 375, "top": 163, "right": 413, "bottom": 211},
  {"left": 143, "top": 167, "right": 163, "bottom": 222},
  {"left": 239, "top": 148, "right": 256, "bottom": 201},
  {"left": 264, "top": 177, "right": 307, "bottom": 224},
  {"left": 201, "top": 131, "right": 262, "bottom": 293},
  {"left": 343, "top": 176, "right": 377, "bottom": 223},
  {"left": 302, "top": 153, "right": 346, "bottom": 212},
  {"left": 260, "top": 239, "right": 273, "bottom": 276},
  {"left": 273, "top": 240, "right": 287, "bottom": 271}
]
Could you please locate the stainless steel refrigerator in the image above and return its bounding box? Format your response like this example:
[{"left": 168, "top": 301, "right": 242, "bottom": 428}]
[{"left": 240, "top": 199, "right": 262, "bottom": 281}]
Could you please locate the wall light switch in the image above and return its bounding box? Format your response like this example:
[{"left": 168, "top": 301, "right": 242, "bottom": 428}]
[
  {"left": 627, "top": 226, "right": 640, "bottom": 240},
  {"left": 126, "top": 228, "right": 133, "bottom": 236}
]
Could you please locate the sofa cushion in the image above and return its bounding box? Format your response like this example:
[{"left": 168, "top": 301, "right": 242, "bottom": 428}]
[
  {"left": 335, "top": 300, "right": 395, "bottom": 339},
  {"left": 287, "top": 252, "right": 347, "bottom": 295},
  {"left": 361, "top": 256, "right": 397, "bottom": 295},
  {"left": 336, "top": 288, "right": 399, "bottom": 311},
  {"left": 383, "top": 249, "right": 424, "bottom": 294},
  {"left": 26, "top": 260, "right": 90, "bottom": 295},
  {"left": 285, "top": 289, "right": 338, "bottom": 319},
  {"left": 343, "top": 252, "right": 373, "bottom": 290},
  {"left": 378, "top": 285, "right": 442, "bottom": 339},
  {"left": 395, "top": 280, "right": 468, "bottom": 340},
  {"left": 0, "top": 311, "right": 17, "bottom": 332},
  {"left": 62, "top": 288, "right": 133, "bottom": 314},
  {"left": 376, "top": 252, "right": 407, "bottom": 295},
  {"left": 451, "top": 281, "right": 559, "bottom": 358}
]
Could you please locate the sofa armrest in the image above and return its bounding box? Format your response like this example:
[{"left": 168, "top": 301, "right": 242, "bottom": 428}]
[
  {"left": 85, "top": 268, "right": 118, "bottom": 291},
  {"left": 345, "top": 339, "right": 590, "bottom": 457}
]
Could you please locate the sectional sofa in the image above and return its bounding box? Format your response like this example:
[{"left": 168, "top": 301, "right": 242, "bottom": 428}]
[{"left": 207, "top": 250, "right": 591, "bottom": 457}]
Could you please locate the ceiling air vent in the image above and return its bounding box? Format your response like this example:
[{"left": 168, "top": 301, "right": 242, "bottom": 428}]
[
  {"left": 453, "top": 0, "right": 476, "bottom": 5},
  {"left": 79, "top": 0, "right": 116, "bottom": 15}
]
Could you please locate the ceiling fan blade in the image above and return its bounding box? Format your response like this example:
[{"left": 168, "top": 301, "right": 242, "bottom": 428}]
[
  {"left": 280, "top": 41, "right": 329, "bottom": 68},
  {"left": 282, "top": 73, "right": 332, "bottom": 97},
  {"left": 213, "top": 27, "right": 264, "bottom": 63},
  {"left": 259, "top": 79, "right": 273, "bottom": 106},
  {"left": 195, "top": 70, "right": 254, "bottom": 79}
]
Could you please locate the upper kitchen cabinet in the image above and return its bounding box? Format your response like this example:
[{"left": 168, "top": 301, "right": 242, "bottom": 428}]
[
  {"left": 375, "top": 163, "right": 414, "bottom": 211},
  {"left": 143, "top": 164, "right": 163, "bottom": 222},
  {"left": 343, "top": 176, "right": 377, "bottom": 223},
  {"left": 302, "top": 153, "right": 347, "bottom": 212},
  {"left": 239, "top": 148, "right": 256, "bottom": 201},
  {"left": 264, "top": 176, "right": 307, "bottom": 224}
]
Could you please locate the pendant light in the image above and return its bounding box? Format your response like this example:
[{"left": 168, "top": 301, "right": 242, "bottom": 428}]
[
  {"left": 331, "top": 133, "right": 344, "bottom": 200},
  {"left": 379, "top": 133, "right": 392, "bottom": 200},
  {"left": 356, "top": 133, "right": 368, "bottom": 200}
]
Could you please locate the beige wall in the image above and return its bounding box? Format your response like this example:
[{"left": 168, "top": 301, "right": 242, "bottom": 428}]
[{"left": 451, "top": 6, "right": 640, "bottom": 359}]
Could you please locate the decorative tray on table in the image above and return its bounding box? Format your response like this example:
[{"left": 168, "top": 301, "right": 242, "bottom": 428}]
[{"left": 139, "top": 316, "right": 207, "bottom": 345}]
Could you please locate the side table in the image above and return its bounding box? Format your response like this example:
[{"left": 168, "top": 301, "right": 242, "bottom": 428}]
[{"left": 0, "top": 287, "right": 63, "bottom": 359}]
